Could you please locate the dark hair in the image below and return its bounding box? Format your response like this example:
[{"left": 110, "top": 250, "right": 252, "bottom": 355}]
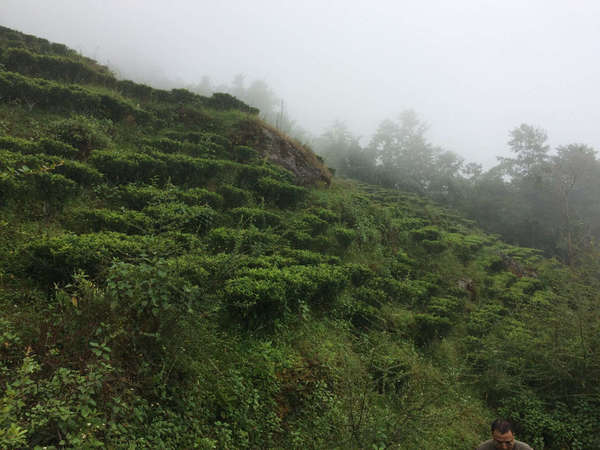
[{"left": 491, "top": 419, "right": 513, "bottom": 434}]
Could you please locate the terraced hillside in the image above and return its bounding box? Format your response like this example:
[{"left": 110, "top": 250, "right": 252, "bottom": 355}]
[{"left": 1, "top": 26, "right": 599, "bottom": 449}]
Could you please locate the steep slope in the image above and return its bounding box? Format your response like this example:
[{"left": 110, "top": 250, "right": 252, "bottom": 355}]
[{"left": 0, "top": 27, "right": 598, "bottom": 449}]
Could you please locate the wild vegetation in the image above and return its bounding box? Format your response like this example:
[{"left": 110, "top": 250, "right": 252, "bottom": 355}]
[{"left": 0, "top": 26, "right": 599, "bottom": 449}]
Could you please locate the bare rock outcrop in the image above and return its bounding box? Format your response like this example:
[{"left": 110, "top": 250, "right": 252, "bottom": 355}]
[
  {"left": 232, "top": 119, "right": 331, "bottom": 186},
  {"left": 258, "top": 127, "right": 331, "bottom": 186}
]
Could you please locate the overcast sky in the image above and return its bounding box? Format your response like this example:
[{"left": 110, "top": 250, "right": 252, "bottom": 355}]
[{"left": 2, "top": 0, "right": 600, "bottom": 167}]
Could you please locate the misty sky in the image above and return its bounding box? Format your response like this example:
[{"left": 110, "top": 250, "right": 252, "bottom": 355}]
[{"left": 2, "top": 0, "right": 600, "bottom": 167}]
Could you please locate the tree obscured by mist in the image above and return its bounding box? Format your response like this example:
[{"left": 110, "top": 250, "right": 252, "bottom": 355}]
[
  {"left": 315, "top": 116, "right": 600, "bottom": 265},
  {"left": 189, "top": 74, "right": 308, "bottom": 141}
]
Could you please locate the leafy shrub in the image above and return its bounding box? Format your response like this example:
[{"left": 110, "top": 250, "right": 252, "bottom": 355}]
[
  {"left": 296, "top": 213, "right": 329, "bottom": 234},
  {"left": 20, "top": 232, "right": 184, "bottom": 286},
  {"left": 353, "top": 286, "right": 388, "bottom": 308},
  {"left": 426, "top": 296, "right": 463, "bottom": 318},
  {"left": 89, "top": 150, "right": 168, "bottom": 183},
  {"left": 344, "top": 263, "right": 375, "bottom": 286},
  {"left": 256, "top": 176, "right": 307, "bottom": 208},
  {"left": 2, "top": 47, "right": 112, "bottom": 85},
  {"left": 218, "top": 184, "right": 253, "bottom": 208},
  {"left": 465, "top": 303, "right": 506, "bottom": 338},
  {"left": 390, "top": 217, "right": 427, "bottom": 232},
  {"left": 0, "top": 136, "right": 79, "bottom": 158},
  {"left": 309, "top": 207, "right": 339, "bottom": 224},
  {"left": 115, "top": 79, "right": 156, "bottom": 102},
  {"left": 381, "top": 278, "right": 434, "bottom": 306},
  {"left": 333, "top": 226, "right": 357, "bottom": 248},
  {"left": 410, "top": 225, "right": 442, "bottom": 242},
  {"left": 282, "top": 229, "right": 314, "bottom": 249},
  {"left": 17, "top": 172, "right": 78, "bottom": 205},
  {"left": 237, "top": 164, "right": 293, "bottom": 187},
  {"left": 55, "top": 159, "right": 104, "bottom": 186},
  {"left": 0, "top": 353, "right": 116, "bottom": 448},
  {"left": 37, "top": 138, "right": 79, "bottom": 158},
  {"left": 224, "top": 264, "right": 349, "bottom": 327},
  {"left": 233, "top": 145, "right": 259, "bottom": 163},
  {"left": 413, "top": 313, "right": 452, "bottom": 344},
  {"left": 143, "top": 202, "right": 217, "bottom": 233},
  {"left": 107, "top": 183, "right": 162, "bottom": 209},
  {"left": 140, "top": 137, "right": 182, "bottom": 154},
  {"left": 182, "top": 187, "right": 223, "bottom": 208},
  {"left": 105, "top": 259, "right": 200, "bottom": 340},
  {"left": 156, "top": 153, "right": 239, "bottom": 186},
  {"left": 498, "top": 394, "right": 600, "bottom": 450},
  {"left": 0, "top": 150, "right": 78, "bottom": 206},
  {"left": 204, "top": 92, "right": 259, "bottom": 114},
  {"left": 113, "top": 183, "right": 223, "bottom": 210},
  {"left": 0, "top": 71, "right": 147, "bottom": 122},
  {"left": 0, "top": 135, "right": 35, "bottom": 153},
  {"left": 445, "top": 232, "right": 488, "bottom": 263},
  {"left": 230, "top": 207, "right": 281, "bottom": 229},
  {"left": 422, "top": 238, "right": 447, "bottom": 253},
  {"left": 163, "top": 130, "right": 231, "bottom": 149},
  {"left": 206, "top": 227, "right": 281, "bottom": 255},
  {"left": 280, "top": 248, "right": 341, "bottom": 266},
  {"left": 388, "top": 250, "right": 416, "bottom": 279},
  {"left": 49, "top": 115, "right": 112, "bottom": 157},
  {"left": 63, "top": 207, "right": 151, "bottom": 234}
]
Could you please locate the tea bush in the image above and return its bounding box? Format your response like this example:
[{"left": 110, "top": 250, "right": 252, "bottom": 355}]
[
  {"left": 182, "top": 187, "right": 223, "bottom": 208},
  {"left": 410, "top": 225, "right": 442, "bottom": 241},
  {"left": 63, "top": 207, "right": 152, "bottom": 234},
  {"left": 206, "top": 227, "right": 281, "bottom": 255},
  {"left": 55, "top": 159, "right": 104, "bottom": 186},
  {"left": 218, "top": 184, "right": 253, "bottom": 208},
  {"left": 233, "top": 145, "right": 259, "bottom": 163},
  {"left": 140, "top": 137, "right": 183, "bottom": 154},
  {"left": 2, "top": 47, "right": 112, "bottom": 85},
  {"left": 49, "top": 115, "right": 112, "bottom": 157},
  {"left": 0, "top": 135, "right": 35, "bottom": 154},
  {"left": 113, "top": 183, "right": 223, "bottom": 210},
  {"left": 280, "top": 248, "right": 341, "bottom": 266},
  {"left": 163, "top": 130, "right": 231, "bottom": 149},
  {"left": 296, "top": 212, "right": 329, "bottom": 234},
  {"left": 256, "top": 176, "right": 307, "bottom": 208},
  {"left": 37, "top": 138, "right": 80, "bottom": 158},
  {"left": 143, "top": 202, "right": 217, "bottom": 233},
  {"left": 333, "top": 226, "right": 357, "bottom": 248},
  {"left": 0, "top": 71, "right": 147, "bottom": 122},
  {"left": 224, "top": 264, "right": 348, "bottom": 327},
  {"left": 230, "top": 207, "right": 282, "bottom": 229},
  {"left": 282, "top": 229, "right": 316, "bottom": 249},
  {"left": 89, "top": 150, "right": 168, "bottom": 184},
  {"left": 204, "top": 92, "right": 259, "bottom": 114},
  {"left": 20, "top": 232, "right": 185, "bottom": 287},
  {"left": 1, "top": 171, "right": 77, "bottom": 207},
  {"left": 0, "top": 136, "right": 80, "bottom": 159},
  {"left": 155, "top": 153, "right": 239, "bottom": 186}
]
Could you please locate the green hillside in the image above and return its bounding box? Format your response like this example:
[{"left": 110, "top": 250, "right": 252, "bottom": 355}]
[{"left": 1, "top": 26, "right": 598, "bottom": 449}]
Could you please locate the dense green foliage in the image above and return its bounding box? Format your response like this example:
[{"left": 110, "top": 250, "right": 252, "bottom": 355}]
[{"left": 1, "top": 26, "right": 599, "bottom": 449}]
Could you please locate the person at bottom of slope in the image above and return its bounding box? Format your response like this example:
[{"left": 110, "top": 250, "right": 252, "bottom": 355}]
[{"left": 476, "top": 419, "right": 533, "bottom": 450}]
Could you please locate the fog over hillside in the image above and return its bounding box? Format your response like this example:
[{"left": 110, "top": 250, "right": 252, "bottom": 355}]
[{"left": 2, "top": 0, "right": 600, "bottom": 167}]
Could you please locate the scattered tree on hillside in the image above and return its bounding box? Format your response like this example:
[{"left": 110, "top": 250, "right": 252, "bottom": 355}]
[
  {"left": 502, "top": 123, "right": 550, "bottom": 178},
  {"left": 189, "top": 74, "right": 306, "bottom": 141},
  {"left": 368, "top": 110, "right": 437, "bottom": 191},
  {"left": 315, "top": 121, "right": 374, "bottom": 180},
  {"left": 551, "top": 144, "right": 600, "bottom": 264}
]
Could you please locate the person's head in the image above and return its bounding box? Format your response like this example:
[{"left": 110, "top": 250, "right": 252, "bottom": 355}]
[{"left": 491, "top": 419, "right": 516, "bottom": 449}]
